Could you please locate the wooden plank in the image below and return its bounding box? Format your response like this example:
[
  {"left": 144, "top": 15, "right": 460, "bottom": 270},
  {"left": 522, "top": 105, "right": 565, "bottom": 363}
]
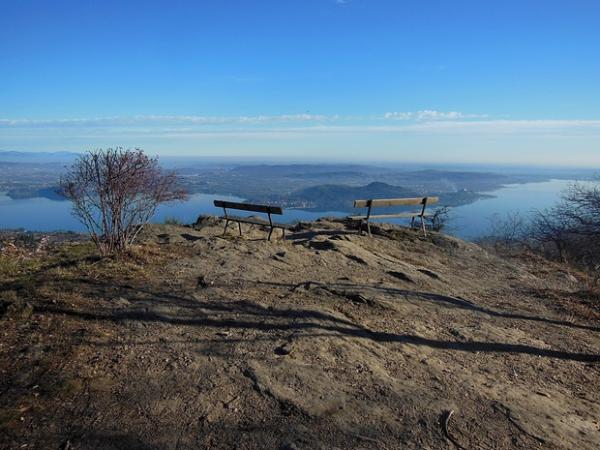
[
  {"left": 214, "top": 200, "right": 283, "bottom": 215},
  {"left": 349, "top": 212, "right": 432, "bottom": 220},
  {"left": 353, "top": 197, "right": 439, "bottom": 208},
  {"left": 354, "top": 197, "right": 440, "bottom": 208},
  {"left": 367, "top": 213, "right": 433, "bottom": 219}
]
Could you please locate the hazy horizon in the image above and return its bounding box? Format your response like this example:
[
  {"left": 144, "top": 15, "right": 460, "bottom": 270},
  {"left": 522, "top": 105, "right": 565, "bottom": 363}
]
[{"left": 2, "top": 149, "right": 600, "bottom": 172}]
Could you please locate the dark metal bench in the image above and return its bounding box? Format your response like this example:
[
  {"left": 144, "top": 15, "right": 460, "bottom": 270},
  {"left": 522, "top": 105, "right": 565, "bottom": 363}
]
[
  {"left": 214, "top": 200, "right": 292, "bottom": 241},
  {"left": 348, "top": 196, "right": 439, "bottom": 237}
]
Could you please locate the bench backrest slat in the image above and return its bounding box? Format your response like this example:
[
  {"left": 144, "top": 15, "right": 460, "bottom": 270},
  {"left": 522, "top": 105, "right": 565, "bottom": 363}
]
[
  {"left": 214, "top": 200, "right": 283, "bottom": 215},
  {"left": 353, "top": 197, "right": 439, "bottom": 208}
]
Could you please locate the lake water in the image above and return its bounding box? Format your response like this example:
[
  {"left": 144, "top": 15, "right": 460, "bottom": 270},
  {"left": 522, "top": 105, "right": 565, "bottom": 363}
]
[
  {"left": 445, "top": 179, "right": 574, "bottom": 239},
  {"left": 0, "top": 179, "right": 575, "bottom": 240}
]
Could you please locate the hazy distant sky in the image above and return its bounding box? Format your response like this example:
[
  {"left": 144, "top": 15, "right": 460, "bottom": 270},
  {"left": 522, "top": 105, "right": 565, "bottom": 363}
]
[{"left": 1, "top": 0, "right": 599, "bottom": 165}]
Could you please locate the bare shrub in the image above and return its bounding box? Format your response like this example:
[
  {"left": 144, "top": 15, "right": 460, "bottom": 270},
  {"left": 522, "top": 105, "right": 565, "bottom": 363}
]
[
  {"left": 425, "top": 206, "right": 451, "bottom": 232},
  {"left": 528, "top": 207, "right": 574, "bottom": 262},
  {"left": 560, "top": 181, "right": 600, "bottom": 236},
  {"left": 484, "top": 211, "right": 527, "bottom": 250},
  {"left": 59, "top": 148, "right": 187, "bottom": 255},
  {"left": 527, "top": 181, "right": 600, "bottom": 266}
]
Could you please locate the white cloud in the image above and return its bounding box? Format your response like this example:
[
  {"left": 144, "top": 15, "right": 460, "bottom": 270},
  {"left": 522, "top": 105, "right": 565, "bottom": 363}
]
[
  {"left": 416, "top": 110, "right": 464, "bottom": 120},
  {"left": 0, "top": 114, "right": 336, "bottom": 128},
  {"left": 0, "top": 111, "right": 491, "bottom": 128},
  {"left": 384, "top": 110, "right": 487, "bottom": 121},
  {"left": 3, "top": 115, "right": 600, "bottom": 165},
  {"left": 3, "top": 114, "right": 600, "bottom": 140},
  {"left": 399, "top": 119, "right": 600, "bottom": 134},
  {"left": 383, "top": 112, "right": 413, "bottom": 120}
]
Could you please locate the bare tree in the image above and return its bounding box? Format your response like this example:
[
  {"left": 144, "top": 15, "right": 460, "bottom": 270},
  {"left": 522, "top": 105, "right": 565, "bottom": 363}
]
[
  {"left": 560, "top": 181, "right": 600, "bottom": 236},
  {"left": 425, "top": 206, "right": 451, "bottom": 232},
  {"left": 487, "top": 211, "right": 527, "bottom": 249},
  {"left": 527, "top": 180, "right": 600, "bottom": 265},
  {"left": 58, "top": 148, "right": 187, "bottom": 255},
  {"left": 528, "top": 208, "right": 573, "bottom": 262}
]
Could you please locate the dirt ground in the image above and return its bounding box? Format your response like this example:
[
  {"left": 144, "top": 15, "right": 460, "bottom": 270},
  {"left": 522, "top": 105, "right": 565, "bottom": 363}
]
[{"left": 1, "top": 218, "right": 599, "bottom": 449}]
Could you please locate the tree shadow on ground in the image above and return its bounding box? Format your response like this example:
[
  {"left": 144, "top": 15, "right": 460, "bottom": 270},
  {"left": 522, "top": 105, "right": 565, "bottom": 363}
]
[
  {"left": 33, "top": 279, "right": 600, "bottom": 363},
  {"left": 255, "top": 280, "right": 600, "bottom": 333}
]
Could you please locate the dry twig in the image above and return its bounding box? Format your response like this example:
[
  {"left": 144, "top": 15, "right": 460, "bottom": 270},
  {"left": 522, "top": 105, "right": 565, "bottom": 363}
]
[{"left": 441, "top": 409, "right": 467, "bottom": 450}]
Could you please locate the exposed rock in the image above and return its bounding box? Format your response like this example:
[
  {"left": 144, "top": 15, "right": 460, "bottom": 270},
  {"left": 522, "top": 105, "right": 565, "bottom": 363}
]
[
  {"left": 197, "top": 275, "right": 213, "bottom": 288},
  {"left": 418, "top": 268, "right": 442, "bottom": 279},
  {"left": 387, "top": 271, "right": 415, "bottom": 283},
  {"left": 307, "top": 239, "right": 337, "bottom": 251},
  {"left": 113, "top": 297, "right": 131, "bottom": 307},
  {"left": 274, "top": 342, "right": 292, "bottom": 356}
]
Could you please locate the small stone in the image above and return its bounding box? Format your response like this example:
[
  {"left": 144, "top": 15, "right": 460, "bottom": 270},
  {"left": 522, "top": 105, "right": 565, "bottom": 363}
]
[
  {"left": 197, "top": 275, "right": 213, "bottom": 288},
  {"left": 274, "top": 342, "right": 292, "bottom": 356},
  {"left": 113, "top": 297, "right": 131, "bottom": 307}
]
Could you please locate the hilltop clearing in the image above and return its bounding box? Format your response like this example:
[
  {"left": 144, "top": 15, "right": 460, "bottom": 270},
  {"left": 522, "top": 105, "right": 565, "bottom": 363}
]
[{"left": 1, "top": 219, "right": 599, "bottom": 449}]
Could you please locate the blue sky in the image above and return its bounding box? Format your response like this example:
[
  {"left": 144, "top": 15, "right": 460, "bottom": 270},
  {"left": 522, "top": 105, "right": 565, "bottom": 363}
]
[{"left": 1, "top": 0, "right": 600, "bottom": 165}]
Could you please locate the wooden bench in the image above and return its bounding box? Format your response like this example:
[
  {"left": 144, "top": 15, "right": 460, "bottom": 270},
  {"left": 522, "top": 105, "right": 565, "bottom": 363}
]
[
  {"left": 214, "top": 200, "right": 292, "bottom": 241},
  {"left": 348, "top": 196, "right": 439, "bottom": 237}
]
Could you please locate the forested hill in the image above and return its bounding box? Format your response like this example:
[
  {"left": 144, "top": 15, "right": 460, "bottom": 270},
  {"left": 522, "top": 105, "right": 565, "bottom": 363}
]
[{"left": 249, "top": 181, "right": 491, "bottom": 211}]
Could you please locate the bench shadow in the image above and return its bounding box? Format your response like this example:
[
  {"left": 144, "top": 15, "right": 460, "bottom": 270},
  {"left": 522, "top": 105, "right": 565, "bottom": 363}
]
[
  {"left": 180, "top": 233, "right": 203, "bottom": 242},
  {"left": 289, "top": 229, "right": 357, "bottom": 241}
]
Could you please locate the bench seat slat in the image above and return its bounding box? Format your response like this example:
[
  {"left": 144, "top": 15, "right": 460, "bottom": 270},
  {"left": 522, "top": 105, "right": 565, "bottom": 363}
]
[
  {"left": 348, "top": 212, "right": 432, "bottom": 220},
  {"left": 354, "top": 197, "right": 439, "bottom": 208}
]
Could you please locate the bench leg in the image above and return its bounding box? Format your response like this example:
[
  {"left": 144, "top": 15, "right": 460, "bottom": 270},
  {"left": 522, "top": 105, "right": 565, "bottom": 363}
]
[
  {"left": 420, "top": 216, "right": 427, "bottom": 237},
  {"left": 223, "top": 219, "right": 230, "bottom": 236},
  {"left": 367, "top": 219, "right": 372, "bottom": 237},
  {"left": 282, "top": 228, "right": 285, "bottom": 239},
  {"left": 357, "top": 220, "right": 363, "bottom": 235},
  {"left": 411, "top": 216, "right": 415, "bottom": 229},
  {"left": 267, "top": 227, "right": 274, "bottom": 241},
  {"left": 238, "top": 221, "right": 242, "bottom": 236}
]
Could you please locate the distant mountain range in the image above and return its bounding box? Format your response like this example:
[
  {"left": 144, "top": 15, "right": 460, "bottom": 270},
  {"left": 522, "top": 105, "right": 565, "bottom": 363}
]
[{"left": 228, "top": 163, "right": 389, "bottom": 177}]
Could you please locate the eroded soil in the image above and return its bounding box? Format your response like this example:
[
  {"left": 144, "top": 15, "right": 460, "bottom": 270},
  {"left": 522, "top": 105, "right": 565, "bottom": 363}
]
[{"left": 1, "top": 218, "right": 599, "bottom": 449}]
